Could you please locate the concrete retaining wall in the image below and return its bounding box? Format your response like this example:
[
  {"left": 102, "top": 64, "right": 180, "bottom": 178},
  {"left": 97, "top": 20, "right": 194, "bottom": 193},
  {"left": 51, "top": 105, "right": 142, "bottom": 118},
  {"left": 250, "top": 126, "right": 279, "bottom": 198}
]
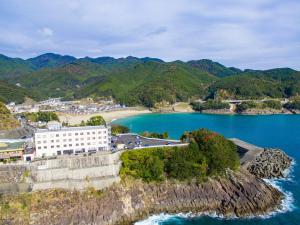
[{"left": 0, "top": 151, "right": 123, "bottom": 193}]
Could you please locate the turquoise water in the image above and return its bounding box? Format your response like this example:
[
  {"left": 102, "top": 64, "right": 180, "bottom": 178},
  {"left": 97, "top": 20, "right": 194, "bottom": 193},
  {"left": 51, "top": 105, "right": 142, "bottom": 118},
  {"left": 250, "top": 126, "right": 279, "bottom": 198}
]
[{"left": 113, "top": 113, "right": 300, "bottom": 225}]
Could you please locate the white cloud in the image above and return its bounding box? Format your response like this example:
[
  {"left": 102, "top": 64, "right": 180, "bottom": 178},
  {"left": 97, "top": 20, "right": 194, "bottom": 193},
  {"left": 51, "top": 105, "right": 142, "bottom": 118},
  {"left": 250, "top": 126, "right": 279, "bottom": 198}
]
[
  {"left": 0, "top": 0, "right": 299, "bottom": 69},
  {"left": 38, "top": 27, "right": 54, "bottom": 37}
]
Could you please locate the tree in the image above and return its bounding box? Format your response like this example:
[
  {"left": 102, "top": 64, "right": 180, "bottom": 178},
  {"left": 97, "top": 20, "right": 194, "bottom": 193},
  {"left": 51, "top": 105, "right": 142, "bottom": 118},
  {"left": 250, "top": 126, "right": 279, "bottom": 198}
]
[
  {"left": 86, "top": 116, "right": 106, "bottom": 126},
  {"left": 111, "top": 124, "right": 130, "bottom": 135}
]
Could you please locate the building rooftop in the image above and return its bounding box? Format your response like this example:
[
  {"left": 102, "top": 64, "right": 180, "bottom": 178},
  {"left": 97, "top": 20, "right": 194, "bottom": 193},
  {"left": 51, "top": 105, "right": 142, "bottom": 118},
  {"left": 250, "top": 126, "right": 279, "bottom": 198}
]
[{"left": 0, "top": 141, "right": 24, "bottom": 152}]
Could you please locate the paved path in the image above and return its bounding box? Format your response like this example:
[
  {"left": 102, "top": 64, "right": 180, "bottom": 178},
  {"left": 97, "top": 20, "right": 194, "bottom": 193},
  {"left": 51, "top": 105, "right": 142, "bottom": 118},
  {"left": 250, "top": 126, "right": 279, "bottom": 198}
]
[{"left": 229, "top": 138, "right": 264, "bottom": 167}]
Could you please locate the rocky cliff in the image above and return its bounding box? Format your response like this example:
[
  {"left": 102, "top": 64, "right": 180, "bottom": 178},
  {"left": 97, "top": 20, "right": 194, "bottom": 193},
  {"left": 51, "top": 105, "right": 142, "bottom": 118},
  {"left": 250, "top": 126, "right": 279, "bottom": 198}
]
[
  {"left": 245, "top": 148, "right": 292, "bottom": 179},
  {"left": 0, "top": 169, "right": 283, "bottom": 225}
]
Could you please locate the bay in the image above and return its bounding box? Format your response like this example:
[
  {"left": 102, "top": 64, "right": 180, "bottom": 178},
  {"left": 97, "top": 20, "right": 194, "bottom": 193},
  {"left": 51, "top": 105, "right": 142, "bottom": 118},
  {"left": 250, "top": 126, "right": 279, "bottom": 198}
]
[{"left": 113, "top": 113, "right": 300, "bottom": 225}]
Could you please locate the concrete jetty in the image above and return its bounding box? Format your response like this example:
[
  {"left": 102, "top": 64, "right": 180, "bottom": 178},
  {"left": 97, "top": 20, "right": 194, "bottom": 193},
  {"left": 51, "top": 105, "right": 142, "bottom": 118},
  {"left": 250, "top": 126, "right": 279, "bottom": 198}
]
[{"left": 229, "top": 138, "right": 264, "bottom": 166}]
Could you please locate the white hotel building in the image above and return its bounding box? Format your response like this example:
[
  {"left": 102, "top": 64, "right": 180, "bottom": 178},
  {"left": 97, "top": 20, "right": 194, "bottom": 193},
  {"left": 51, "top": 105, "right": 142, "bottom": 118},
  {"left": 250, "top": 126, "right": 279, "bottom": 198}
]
[{"left": 34, "top": 122, "right": 111, "bottom": 158}]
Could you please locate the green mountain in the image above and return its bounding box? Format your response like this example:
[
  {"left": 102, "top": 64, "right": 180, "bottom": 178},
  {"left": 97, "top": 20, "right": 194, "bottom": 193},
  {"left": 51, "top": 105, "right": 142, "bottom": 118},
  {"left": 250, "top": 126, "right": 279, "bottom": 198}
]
[
  {"left": 209, "top": 69, "right": 300, "bottom": 99},
  {"left": 187, "top": 59, "right": 242, "bottom": 77},
  {"left": 0, "top": 53, "right": 299, "bottom": 106},
  {"left": 17, "top": 60, "right": 109, "bottom": 100},
  {"left": 27, "top": 53, "right": 76, "bottom": 70},
  {"left": 0, "top": 80, "right": 37, "bottom": 104},
  {"left": 0, "top": 54, "right": 32, "bottom": 79},
  {"left": 76, "top": 61, "right": 216, "bottom": 107}
]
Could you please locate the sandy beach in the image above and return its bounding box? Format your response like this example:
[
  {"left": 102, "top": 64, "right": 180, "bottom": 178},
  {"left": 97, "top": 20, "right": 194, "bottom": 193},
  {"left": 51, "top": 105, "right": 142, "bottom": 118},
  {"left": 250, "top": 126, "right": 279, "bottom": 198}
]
[{"left": 57, "top": 107, "right": 151, "bottom": 125}]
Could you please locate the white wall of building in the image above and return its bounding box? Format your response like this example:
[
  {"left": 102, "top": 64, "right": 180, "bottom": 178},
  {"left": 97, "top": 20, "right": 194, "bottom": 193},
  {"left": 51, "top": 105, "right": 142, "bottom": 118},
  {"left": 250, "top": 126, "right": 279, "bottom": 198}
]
[{"left": 34, "top": 125, "right": 111, "bottom": 158}]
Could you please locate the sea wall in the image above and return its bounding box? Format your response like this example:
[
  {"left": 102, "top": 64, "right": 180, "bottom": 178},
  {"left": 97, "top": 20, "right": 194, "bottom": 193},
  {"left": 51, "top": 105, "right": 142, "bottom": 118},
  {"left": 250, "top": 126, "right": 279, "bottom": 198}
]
[{"left": 0, "top": 151, "right": 123, "bottom": 193}]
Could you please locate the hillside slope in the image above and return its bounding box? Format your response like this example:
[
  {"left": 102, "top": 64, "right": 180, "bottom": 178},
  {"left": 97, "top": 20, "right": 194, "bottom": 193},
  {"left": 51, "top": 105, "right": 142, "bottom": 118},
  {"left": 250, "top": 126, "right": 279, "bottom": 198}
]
[
  {"left": 0, "top": 80, "right": 37, "bottom": 104},
  {"left": 76, "top": 61, "right": 216, "bottom": 106},
  {"left": 0, "top": 53, "right": 299, "bottom": 106},
  {"left": 0, "top": 102, "right": 20, "bottom": 130}
]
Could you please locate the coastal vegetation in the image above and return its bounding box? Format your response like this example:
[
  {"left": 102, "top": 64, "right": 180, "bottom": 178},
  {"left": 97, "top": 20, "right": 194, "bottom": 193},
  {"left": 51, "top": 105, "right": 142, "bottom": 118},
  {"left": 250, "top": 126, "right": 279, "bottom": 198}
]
[
  {"left": 23, "top": 112, "right": 59, "bottom": 122},
  {"left": 1, "top": 53, "right": 299, "bottom": 107},
  {"left": 0, "top": 102, "right": 20, "bottom": 130},
  {"left": 191, "top": 100, "right": 230, "bottom": 111},
  {"left": 261, "top": 100, "right": 282, "bottom": 110},
  {"left": 120, "top": 129, "right": 239, "bottom": 182},
  {"left": 235, "top": 100, "right": 283, "bottom": 113},
  {"left": 78, "top": 116, "right": 106, "bottom": 126},
  {"left": 140, "top": 131, "right": 169, "bottom": 139},
  {"left": 284, "top": 99, "right": 300, "bottom": 110},
  {"left": 111, "top": 124, "right": 130, "bottom": 135}
]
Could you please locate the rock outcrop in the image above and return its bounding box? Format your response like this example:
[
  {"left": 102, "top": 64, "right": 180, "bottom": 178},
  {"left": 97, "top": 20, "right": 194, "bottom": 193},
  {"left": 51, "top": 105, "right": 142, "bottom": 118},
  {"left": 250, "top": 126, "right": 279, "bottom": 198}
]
[
  {"left": 246, "top": 148, "right": 292, "bottom": 179},
  {"left": 0, "top": 169, "right": 283, "bottom": 225}
]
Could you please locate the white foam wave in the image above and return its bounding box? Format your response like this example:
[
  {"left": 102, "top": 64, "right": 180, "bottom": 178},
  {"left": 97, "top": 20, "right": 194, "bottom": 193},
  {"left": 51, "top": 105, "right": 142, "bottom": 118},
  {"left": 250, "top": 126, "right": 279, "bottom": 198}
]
[{"left": 135, "top": 160, "right": 297, "bottom": 224}]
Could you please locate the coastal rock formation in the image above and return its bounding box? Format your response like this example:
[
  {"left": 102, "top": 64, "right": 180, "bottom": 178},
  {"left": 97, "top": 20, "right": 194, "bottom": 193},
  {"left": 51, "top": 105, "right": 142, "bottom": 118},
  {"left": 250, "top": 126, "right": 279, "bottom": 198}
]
[
  {"left": 0, "top": 169, "right": 283, "bottom": 225},
  {"left": 246, "top": 148, "right": 292, "bottom": 179},
  {"left": 239, "top": 108, "right": 292, "bottom": 115}
]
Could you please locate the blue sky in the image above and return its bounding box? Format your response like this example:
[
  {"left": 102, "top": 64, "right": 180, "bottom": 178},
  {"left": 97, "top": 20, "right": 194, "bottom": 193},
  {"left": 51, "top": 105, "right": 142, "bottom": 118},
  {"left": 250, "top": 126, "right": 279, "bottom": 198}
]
[{"left": 0, "top": 0, "right": 299, "bottom": 69}]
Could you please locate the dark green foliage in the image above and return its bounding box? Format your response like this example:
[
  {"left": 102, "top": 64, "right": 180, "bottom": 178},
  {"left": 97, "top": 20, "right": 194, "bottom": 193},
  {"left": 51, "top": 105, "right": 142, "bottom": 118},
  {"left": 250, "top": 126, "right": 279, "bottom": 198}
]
[
  {"left": 86, "top": 116, "right": 106, "bottom": 126},
  {"left": 180, "top": 129, "right": 239, "bottom": 176},
  {"left": 140, "top": 131, "right": 169, "bottom": 139},
  {"left": 0, "top": 80, "right": 37, "bottom": 104},
  {"left": 77, "top": 61, "right": 215, "bottom": 107},
  {"left": 209, "top": 70, "right": 300, "bottom": 100},
  {"left": 23, "top": 112, "right": 59, "bottom": 122},
  {"left": 236, "top": 101, "right": 258, "bottom": 112},
  {"left": 284, "top": 100, "right": 300, "bottom": 110},
  {"left": 262, "top": 100, "right": 282, "bottom": 109},
  {"left": 191, "top": 100, "right": 230, "bottom": 111},
  {"left": 120, "top": 129, "right": 239, "bottom": 182},
  {"left": 27, "top": 53, "right": 76, "bottom": 70},
  {"left": 111, "top": 124, "right": 130, "bottom": 135},
  {"left": 1, "top": 53, "right": 299, "bottom": 106},
  {"left": 120, "top": 148, "right": 165, "bottom": 182},
  {"left": 188, "top": 59, "right": 242, "bottom": 77}
]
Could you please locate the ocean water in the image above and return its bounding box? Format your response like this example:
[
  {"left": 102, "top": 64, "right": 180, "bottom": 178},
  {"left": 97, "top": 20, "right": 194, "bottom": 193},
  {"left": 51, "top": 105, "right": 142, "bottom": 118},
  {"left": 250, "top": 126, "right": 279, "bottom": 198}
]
[{"left": 113, "top": 113, "right": 300, "bottom": 225}]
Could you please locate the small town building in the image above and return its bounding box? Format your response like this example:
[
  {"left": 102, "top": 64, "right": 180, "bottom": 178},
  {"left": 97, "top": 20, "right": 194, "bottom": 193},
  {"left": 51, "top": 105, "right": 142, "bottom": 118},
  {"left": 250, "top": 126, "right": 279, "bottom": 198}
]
[
  {"left": 0, "top": 141, "right": 25, "bottom": 162},
  {"left": 34, "top": 122, "right": 111, "bottom": 158}
]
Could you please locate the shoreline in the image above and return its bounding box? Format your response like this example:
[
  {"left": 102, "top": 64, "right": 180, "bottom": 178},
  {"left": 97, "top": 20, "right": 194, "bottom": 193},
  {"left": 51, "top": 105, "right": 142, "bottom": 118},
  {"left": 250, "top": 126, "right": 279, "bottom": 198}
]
[
  {"left": 57, "top": 107, "right": 152, "bottom": 124},
  {"left": 57, "top": 107, "right": 299, "bottom": 126}
]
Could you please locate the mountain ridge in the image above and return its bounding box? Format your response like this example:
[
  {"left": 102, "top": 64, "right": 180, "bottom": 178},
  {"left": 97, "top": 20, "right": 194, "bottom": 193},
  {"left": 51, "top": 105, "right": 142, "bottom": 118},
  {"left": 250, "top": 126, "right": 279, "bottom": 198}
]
[{"left": 0, "top": 53, "right": 299, "bottom": 105}]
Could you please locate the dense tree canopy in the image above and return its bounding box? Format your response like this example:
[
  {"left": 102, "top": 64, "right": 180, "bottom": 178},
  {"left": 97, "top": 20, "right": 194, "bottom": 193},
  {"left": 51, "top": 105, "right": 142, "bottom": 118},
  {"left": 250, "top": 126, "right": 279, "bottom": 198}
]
[
  {"left": 191, "top": 100, "right": 230, "bottom": 111},
  {"left": 86, "top": 116, "right": 106, "bottom": 126},
  {"left": 120, "top": 129, "right": 240, "bottom": 182},
  {"left": 1, "top": 53, "right": 299, "bottom": 106},
  {"left": 111, "top": 124, "right": 130, "bottom": 135},
  {"left": 140, "top": 131, "right": 169, "bottom": 139},
  {"left": 23, "top": 112, "right": 59, "bottom": 122}
]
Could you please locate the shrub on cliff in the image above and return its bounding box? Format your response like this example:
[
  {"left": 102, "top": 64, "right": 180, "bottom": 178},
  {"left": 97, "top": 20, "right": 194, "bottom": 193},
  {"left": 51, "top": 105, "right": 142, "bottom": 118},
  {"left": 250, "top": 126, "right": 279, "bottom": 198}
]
[
  {"left": 180, "top": 129, "right": 239, "bottom": 175},
  {"left": 120, "top": 129, "right": 239, "bottom": 182},
  {"left": 120, "top": 148, "right": 165, "bottom": 182}
]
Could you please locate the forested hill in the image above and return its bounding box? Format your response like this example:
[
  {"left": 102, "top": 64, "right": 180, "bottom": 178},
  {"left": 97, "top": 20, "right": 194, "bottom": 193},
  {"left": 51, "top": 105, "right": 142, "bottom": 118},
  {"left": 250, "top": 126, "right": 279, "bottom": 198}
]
[{"left": 0, "top": 53, "right": 299, "bottom": 106}]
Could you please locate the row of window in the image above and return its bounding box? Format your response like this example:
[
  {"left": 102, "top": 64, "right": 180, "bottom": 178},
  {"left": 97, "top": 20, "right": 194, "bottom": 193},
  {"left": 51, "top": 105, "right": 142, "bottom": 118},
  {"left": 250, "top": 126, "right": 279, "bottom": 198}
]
[
  {"left": 36, "top": 130, "right": 107, "bottom": 139},
  {"left": 36, "top": 141, "right": 107, "bottom": 150},
  {"left": 36, "top": 136, "right": 107, "bottom": 144}
]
